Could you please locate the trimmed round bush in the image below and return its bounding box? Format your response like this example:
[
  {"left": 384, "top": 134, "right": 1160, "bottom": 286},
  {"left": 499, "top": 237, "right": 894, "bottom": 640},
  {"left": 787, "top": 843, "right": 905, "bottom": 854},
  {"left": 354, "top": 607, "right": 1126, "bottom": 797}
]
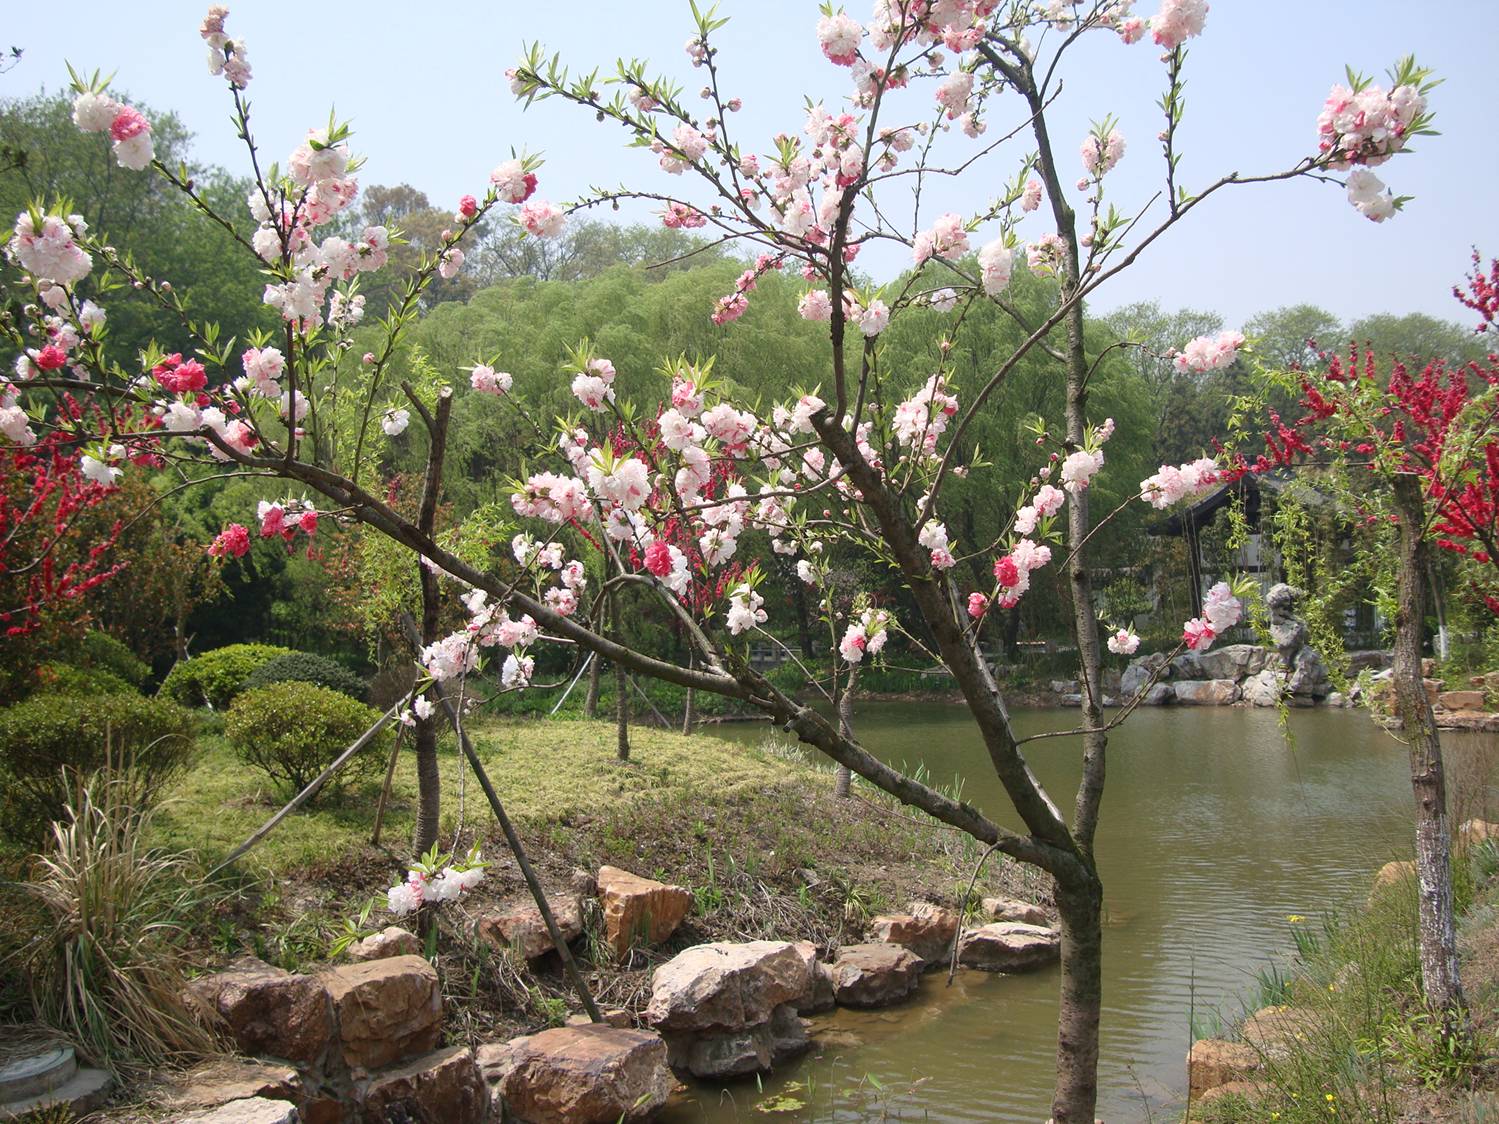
[
  {"left": 0, "top": 692, "right": 197, "bottom": 843},
  {"left": 241, "top": 651, "right": 368, "bottom": 702},
  {"left": 160, "top": 643, "right": 293, "bottom": 709},
  {"left": 34, "top": 661, "right": 137, "bottom": 697},
  {"left": 78, "top": 630, "right": 151, "bottom": 690},
  {"left": 225, "top": 682, "right": 388, "bottom": 802}
]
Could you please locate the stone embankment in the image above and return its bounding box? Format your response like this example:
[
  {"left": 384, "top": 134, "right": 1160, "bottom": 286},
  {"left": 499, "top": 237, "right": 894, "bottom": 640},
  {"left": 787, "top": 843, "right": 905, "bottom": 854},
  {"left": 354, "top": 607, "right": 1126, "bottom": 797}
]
[{"left": 158, "top": 869, "right": 1057, "bottom": 1122}]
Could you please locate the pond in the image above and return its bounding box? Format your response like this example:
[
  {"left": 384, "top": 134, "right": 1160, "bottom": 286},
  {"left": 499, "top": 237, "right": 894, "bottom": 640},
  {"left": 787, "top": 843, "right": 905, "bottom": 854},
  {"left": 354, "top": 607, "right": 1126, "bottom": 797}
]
[{"left": 662, "top": 703, "right": 1499, "bottom": 1122}]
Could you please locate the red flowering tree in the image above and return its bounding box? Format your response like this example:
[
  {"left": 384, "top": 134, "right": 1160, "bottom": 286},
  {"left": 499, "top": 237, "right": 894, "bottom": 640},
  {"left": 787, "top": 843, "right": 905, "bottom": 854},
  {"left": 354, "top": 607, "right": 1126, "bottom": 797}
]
[
  {"left": 1238, "top": 254, "right": 1499, "bottom": 1035},
  {"left": 0, "top": 5, "right": 1437, "bottom": 1117}
]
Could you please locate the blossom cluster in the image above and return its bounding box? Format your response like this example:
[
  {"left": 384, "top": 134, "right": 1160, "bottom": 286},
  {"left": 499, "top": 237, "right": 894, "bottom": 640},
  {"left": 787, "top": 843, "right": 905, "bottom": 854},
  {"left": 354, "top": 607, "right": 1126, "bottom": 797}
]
[
  {"left": 1182, "top": 580, "right": 1242, "bottom": 651},
  {"left": 386, "top": 846, "right": 487, "bottom": 916},
  {"left": 1172, "top": 330, "right": 1244, "bottom": 375}
]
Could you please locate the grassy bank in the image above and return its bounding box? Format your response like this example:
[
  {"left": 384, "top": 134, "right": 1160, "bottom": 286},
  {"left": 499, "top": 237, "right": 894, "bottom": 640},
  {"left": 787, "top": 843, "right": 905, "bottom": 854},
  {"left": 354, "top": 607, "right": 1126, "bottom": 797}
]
[
  {"left": 1192, "top": 843, "right": 1499, "bottom": 1122},
  {"left": 130, "top": 717, "right": 1038, "bottom": 1040}
]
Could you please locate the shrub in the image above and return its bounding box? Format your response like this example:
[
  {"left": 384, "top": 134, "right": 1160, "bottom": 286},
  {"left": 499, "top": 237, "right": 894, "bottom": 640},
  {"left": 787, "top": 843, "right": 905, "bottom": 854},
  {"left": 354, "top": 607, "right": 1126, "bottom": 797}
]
[
  {"left": 0, "top": 692, "right": 197, "bottom": 844},
  {"left": 33, "top": 661, "right": 137, "bottom": 697},
  {"left": 77, "top": 630, "right": 151, "bottom": 690},
  {"left": 19, "top": 777, "right": 221, "bottom": 1070},
  {"left": 225, "top": 682, "right": 388, "bottom": 802},
  {"left": 159, "top": 643, "right": 292, "bottom": 709},
  {"left": 241, "top": 651, "right": 368, "bottom": 701}
]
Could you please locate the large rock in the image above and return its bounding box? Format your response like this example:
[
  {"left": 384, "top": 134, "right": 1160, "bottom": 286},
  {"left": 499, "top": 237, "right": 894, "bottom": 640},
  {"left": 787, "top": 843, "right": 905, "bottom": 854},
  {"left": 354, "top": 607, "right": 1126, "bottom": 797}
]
[
  {"left": 497, "top": 1026, "right": 672, "bottom": 1124},
  {"left": 597, "top": 866, "right": 692, "bottom": 956},
  {"left": 347, "top": 926, "right": 419, "bottom": 963},
  {"left": 868, "top": 902, "right": 958, "bottom": 965},
  {"left": 981, "top": 897, "right": 1049, "bottom": 926},
  {"left": 790, "top": 941, "right": 836, "bottom": 1014},
  {"left": 1169, "top": 651, "right": 1206, "bottom": 680},
  {"left": 664, "top": 1004, "right": 809, "bottom": 1079},
  {"left": 1287, "top": 647, "right": 1331, "bottom": 698},
  {"left": 1241, "top": 1005, "right": 1321, "bottom": 1059},
  {"left": 358, "top": 1046, "right": 486, "bottom": 1124},
  {"left": 828, "top": 943, "right": 923, "bottom": 1008},
  {"left": 186, "top": 958, "right": 333, "bottom": 1067},
  {"left": 1370, "top": 859, "right": 1415, "bottom": 903},
  {"left": 1460, "top": 819, "right": 1499, "bottom": 845},
  {"left": 1241, "top": 668, "right": 1282, "bottom": 708},
  {"left": 1187, "top": 1038, "right": 1260, "bottom": 1099},
  {"left": 477, "top": 893, "right": 583, "bottom": 960},
  {"left": 1439, "top": 689, "right": 1486, "bottom": 711},
  {"left": 645, "top": 940, "right": 810, "bottom": 1033},
  {"left": 958, "top": 923, "right": 1061, "bottom": 972},
  {"left": 319, "top": 954, "right": 442, "bottom": 1072},
  {"left": 176, "top": 1099, "right": 299, "bottom": 1124},
  {"left": 1172, "top": 678, "right": 1241, "bottom": 706},
  {"left": 1121, "top": 653, "right": 1165, "bottom": 697},
  {"left": 1141, "top": 682, "right": 1175, "bottom": 705},
  {"left": 1195, "top": 644, "right": 1268, "bottom": 681},
  {"left": 162, "top": 1060, "right": 299, "bottom": 1111}
]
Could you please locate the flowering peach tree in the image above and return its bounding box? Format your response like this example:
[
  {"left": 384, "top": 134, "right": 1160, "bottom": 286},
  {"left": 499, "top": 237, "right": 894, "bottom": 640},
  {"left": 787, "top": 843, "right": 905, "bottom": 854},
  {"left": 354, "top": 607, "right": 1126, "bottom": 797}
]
[{"left": 0, "top": 3, "right": 1434, "bottom": 1117}]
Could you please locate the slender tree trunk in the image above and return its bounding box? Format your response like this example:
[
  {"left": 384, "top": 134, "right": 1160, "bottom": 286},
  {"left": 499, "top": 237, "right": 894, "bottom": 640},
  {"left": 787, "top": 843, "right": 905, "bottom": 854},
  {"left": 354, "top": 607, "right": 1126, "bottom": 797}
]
[
  {"left": 411, "top": 388, "right": 453, "bottom": 857},
  {"left": 583, "top": 647, "right": 601, "bottom": 718},
  {"left": 1002, "top": 604, "right": 1022, "bottom": 663},
  {"left": 682, "top": 652, "right": 696, "bottom": 734},
  {"left": 1392, "top": 473, "right": 1466, "bottom": 1031},
  {"left": 1054, "top": 876, "right": 1104, "bottom": 1123},
  {"left": 834, "top": 665, "right": 859, "bottom": 799},
  {"left": 613, "top": 595, "right": 630, "bottom": 761}
]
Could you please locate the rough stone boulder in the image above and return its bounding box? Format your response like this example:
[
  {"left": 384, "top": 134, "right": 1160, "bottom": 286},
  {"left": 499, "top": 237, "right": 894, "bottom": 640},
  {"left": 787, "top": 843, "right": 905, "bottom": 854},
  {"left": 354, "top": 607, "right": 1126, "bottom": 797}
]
[
  {"left": 477, "top": 893, "right": 584, "bottom": 960},
  {"left": 828, "top": 943, "right": 923, "bottom": 1008},
  {"left": 1439, "top": 689, "right": 1486, "bottom": 711},
  {"left": 176, "top": 1098, "right": 299, "bottom": 1124},
  {"left": 597, "top": 866, "right": 692, "bottom": 956},
  {"left": 1141, "top": 682, "right": 1175, "bottom": 705},
  {"left": 1241, "top": 1005, "right": 1321, "bottom": 1059},
  {"left": 161, "top": 1060, "right": 299, "bottom": 1112},
  {"left": 1169, "top": 651, "right": 1206, "bottom": 680},
  {"left": 1121, "top": 652, "right": 1167, "bottom": 697},
  {"left": 1195, "top": 1080, "right": 1270, "bottom": 1111},
  {"left": 1370, "top": 859, "right": 1415, "bottom": 902},
  {"left": 790, "top": 941, "right": 836, "bottom": 1014},
  {"left": 1241, "top": 668, "right": 1282, "bottom": 708},
  {"left": 565, "top": 1008, "right": 633, "bottom": 1029},
  {"left": 645, "top": 940, "right": 811, "bottom": 1033},
  {"left": 958, "top": 923, "right": 1061, "bottom": 973},
  {"left": 186, "top": 958, "right": 333, "bottom": 1066},
  {"left": 497, "top": 1026, "right": 672, "bottom": 1124},
  {"left": 1195, "top": 644, "right": 1268, "bottom": 682},
  {"left": 868, "top": 902, "right": 958, "bottom": 965},
  {"left": 981, "top": 897, "right": 1049, "bottom": 926},
  {"left": 347, "top": 926, "right": 420, "bottom": 963},
  {"left": 318, "top": 954, "right": 441, "bottom": 1072},
  {"left": 664, "top": 1005, "right": 810, "bottom": 1079},
  {"left": 1460, "top": 819, "right": 1498, "bottom": 845},
  {"left": 1187, "top": 1038, "right": 1260, "bottom": 1100},
  {"left": 1287, "top": 647, "right": 1331, "bottom": 698},
  {"left": 357, "top": 1046, "right": 486, "bottom": 1124},
  {"left": 1172, "top": 678, "right": 1241, "bottom": 706}
]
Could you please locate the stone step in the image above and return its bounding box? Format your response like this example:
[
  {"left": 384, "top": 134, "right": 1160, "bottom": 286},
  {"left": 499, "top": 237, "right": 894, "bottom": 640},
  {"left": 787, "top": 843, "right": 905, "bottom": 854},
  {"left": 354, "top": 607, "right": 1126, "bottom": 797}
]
[
  {"left": 0, "top": 1045, "right": 76, "bottom": 1103},
  {"left": 0, "top": 1066, "right": 112, "bottom": 1120}
]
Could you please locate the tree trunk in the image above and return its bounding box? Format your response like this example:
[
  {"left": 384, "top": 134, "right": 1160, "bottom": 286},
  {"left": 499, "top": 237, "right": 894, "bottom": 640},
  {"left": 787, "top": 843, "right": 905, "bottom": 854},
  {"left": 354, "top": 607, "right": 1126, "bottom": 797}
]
[
  {"left": 1391, "top": 472, "right": 1466, "bottom": 1031},
  {"left": 1002, "top": 604, "right": 1022, "bottom": 663},
  {"left": 613, "top": 596, "right": 630, "bottom": 761},
  {"left": 682, "top": 653, "right": 696, "bottom": 734},
  {"left": 1053, "top": 875, "right": 1104, "bottom": 1124},
  {"left": 834, "top": 665, "right": 858, "bottom": 799},
  {"left": 583, "top": 648, "right": 601, "bottom": 718},
  {"left": 410, "top": 388, "right": 453, "bottom": 857}
]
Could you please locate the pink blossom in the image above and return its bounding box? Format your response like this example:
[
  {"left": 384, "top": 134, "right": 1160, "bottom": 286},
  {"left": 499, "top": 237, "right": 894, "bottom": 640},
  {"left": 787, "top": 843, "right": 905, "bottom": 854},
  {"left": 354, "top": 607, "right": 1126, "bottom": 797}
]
[
  {"left": 1182, "top": 617, "right": 1215, "bottom": 651},
  {"left": 490, "top": 160, "right": 538, "bottom": 204},
  {"left": 518, "top": 199, "right": 565, "bottom": 238},
  {"left": 1021, "top": 179, "right": 1043, "bottom": 213},
  {"left": 912, "top": 213, "right": 969, "bottom": 265},
  {"left": 470, "top": 365, "right": 512, "bottom": 395},
  {"left": 1150, "top": 0, "right": 1208, "bottom": 51},
  {"left": 967, "top": 592, "right": 990, "bottom": 619},
  {"left": 1172, "top": 330, "right": 1244, "bottom": 374},
  {"left": 209, "top": 523, "right": 251, "bottom": 558},
  {"left": 817, "top": 11, "right": 863, "bottom": 65},
  {"left": 1080, "top": 129, "right": 1126, "bottom": 176},
  {"left": 457, "top": 194, "right": 478, "bottom": 220},
  {"left": 1107, "top": 627, "right": 1141, "bottom": 656}
]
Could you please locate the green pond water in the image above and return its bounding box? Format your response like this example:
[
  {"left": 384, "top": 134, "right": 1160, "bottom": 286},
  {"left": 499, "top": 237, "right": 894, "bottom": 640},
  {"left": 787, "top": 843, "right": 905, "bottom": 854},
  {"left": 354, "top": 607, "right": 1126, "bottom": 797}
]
[{"left": 660, "top": 703, "right": 1499, "bottom": 1123}]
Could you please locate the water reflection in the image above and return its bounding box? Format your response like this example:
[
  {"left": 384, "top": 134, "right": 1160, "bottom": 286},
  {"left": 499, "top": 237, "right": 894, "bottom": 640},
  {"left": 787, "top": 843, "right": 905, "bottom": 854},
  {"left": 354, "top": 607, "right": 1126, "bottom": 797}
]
[{"left": 663, "top": 705, "right": 1497, "bottom": 1123}]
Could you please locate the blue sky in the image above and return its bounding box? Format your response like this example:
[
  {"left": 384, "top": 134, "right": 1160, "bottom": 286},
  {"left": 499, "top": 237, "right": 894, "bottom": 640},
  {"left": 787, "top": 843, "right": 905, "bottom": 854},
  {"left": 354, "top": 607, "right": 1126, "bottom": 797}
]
[{"left": 7, "top": 1, "right": 1498, "bottom": 328}]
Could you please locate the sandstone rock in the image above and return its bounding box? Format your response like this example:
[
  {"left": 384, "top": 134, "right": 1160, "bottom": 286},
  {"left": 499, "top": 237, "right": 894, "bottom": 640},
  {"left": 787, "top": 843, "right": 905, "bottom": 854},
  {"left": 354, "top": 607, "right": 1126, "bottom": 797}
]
[
  {"left": 1370, "top": 859, "right": 1415, "bottom": 902},
  {"left": 958, "top": 923, "right": 1061, "bottom": 972},
  {"left": 177, "top": 1098, "right": 299, "bottom": 1124},
  {"left": 868, "top": 902, "right": 958, "bottom": 965},
  {"left": 1460, "top": 819, "right": 1499, "bottom": 845},
  {"left": 346, "top": 926, "right": 419, "bottom": 963},
  {"left": 1172, "top": 678, "right": 1241, "bottom": 706},
  {"left": 1196, "top": 1080, "right": 1270, "bottom": 1109},
  {"left": 319, "top": 954, "right": 441, "bottom": 1072},
  {"left": 1439, "top": 689, "right": 1486, "bottom": 712},
  {"left": 645, "top": 940, "right": 810, "bottom": 1033},
  {"left": 1423, "top": 657, "right": 1438, "bottom": 677},
  {"left": 498, "top": 1026, "right": 672, "bottom": 1124},
  {"left": 662, "top": 1003, "right": 810, "bottom": 1079},
  {"left": 981, "top": 896, "right": 1049, "bottom": 926},
  {"left": 1424, "top": 677, "right": 1444, "bottom": 705},
  {"left": 358, "top": 1046, "right": 486, "bottom": 1124},
  {"left": 1241, "top": 1005, "right": 1321, "bottom": 1058},
  {"left": 1241, "top": 667, "right": 1281, "bottom": 707},
  {"left": 1195, "top": 644, "right": 1268, "bottom": 681},
  {"left": 162, "top": 1060, "right": 298, "bottom": 1111},
  {"left": 790, "top": 941, "right": 836, "bottom": 1014},
  {"left": 1187, "top": 1038, "right": 1260, "bottom": 1100},
  {"left": 477, "top": 893, "right": 583, "bottom": 960},
  {"left": 597, "top": 866, "right": 692, "bottom": 956},
  {"left": 295, "top": 1097, "right": 345, "bottom": 1124},
  {"left": 1142, "top": 682, "right": 1175, "bottom": 705},
  {"left": 186, "top": 958, "right": 333, "bottom": 1066},
  {"left": 828, "top": 943, "right": 923, "bottom": 1008},
  {"left": 1348, "top": 650, "right": 1392, "bottom": 675},
  {"left": 565, "top": 1007, "right": 633, "bottom": 1028}
]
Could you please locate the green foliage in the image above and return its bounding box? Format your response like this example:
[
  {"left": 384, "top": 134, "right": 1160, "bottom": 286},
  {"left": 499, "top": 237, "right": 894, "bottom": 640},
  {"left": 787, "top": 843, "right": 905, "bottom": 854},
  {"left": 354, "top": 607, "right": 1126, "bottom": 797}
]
[
  {"left": 32, "top": 662, "right": 137, "bottom": 698},
  {"left": 159, "top": 643, "right": 293, "bottom": 709},
  {"left": 16, "top": 777, "right": 221, "bottom": 1071},
  {"left": 76, "top": 631, "right": 152, "bottom": 690},
  {"left": 0, "top": 692, "right": 197, "bottom": 844},
  {"left": 242, "top": 652, "right": 368, "bottom": 701},
  {"left": 224, "top": 682, "right": 387, "bottom": 801}
]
